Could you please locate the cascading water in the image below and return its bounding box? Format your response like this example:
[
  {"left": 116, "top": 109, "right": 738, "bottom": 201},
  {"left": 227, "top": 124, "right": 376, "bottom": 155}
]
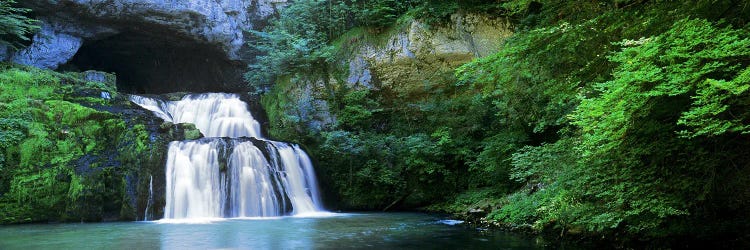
[
  {"left": 129, "top": 94, "right": 262, "bottom": 138},
  {"left": 144, "top": 175, "right": 153, "bottom": 221},
  {"left": 130, "top": 93, "right": 324, "bottom": 219}
]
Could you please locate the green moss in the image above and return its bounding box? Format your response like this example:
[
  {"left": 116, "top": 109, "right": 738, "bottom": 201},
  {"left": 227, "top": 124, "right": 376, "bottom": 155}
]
[
  {"left": 159, "top": 122, "right": 173, "bottom": 131},
  {"left": 260, "top": 75, "right": 305, "bottom": 142},
  {"left": 0, "top": 67, "right": 60, "bottom": 102},
  {"left": 0, "top": 65, "right": 132, "bottom": 223},
  {"left": 183, "top": 128, "right": 202, "bottom": 140}
]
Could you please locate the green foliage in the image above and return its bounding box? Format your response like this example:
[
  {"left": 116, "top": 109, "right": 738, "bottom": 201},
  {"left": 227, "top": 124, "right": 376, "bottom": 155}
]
[
  {"left": 314, "top": 130, "right": 449, "bottom": 208},
  {"left": 0, "top": 0, "right": 38, "bottom": 50},
  {"left": 561, "top": 18, "right": 750, "bottom": 235},
  {"left": 576, "top": 18, "right": 750, "bottom": 146},
  {"left": 428, "top": 187, "right": 504, "bottom": 214},
  {"left": 256, "top": 0, "right": 505, "bottom": 210},
  {"left": 409, "top": 0, "right": 504, "bottom": 25},
  {"left": 457, "top": 2, "right": 750, "bottom": 242},
  {"left": 246, "top": 0, "right": 504, "bottom": 93},
  {"left": 338, "top": 89, "right": 381, "bottom": 130},
  {"left": 352, "top": 0, "right": 417, "bottom": 28},
  {"left": 491, "top": 191, "right": 541, "bottom": 226},
  {"left": 270, "top": 70, "right": 487, "bottom": 208},
  {"left": 0, "top": 66, "right": 133, "bottom": 223},
  {"left": 246, "top": 0, "right": 349, "bottom": 92},
  {"left": 257, "top": 0, "right": 750, "bottom": 245}
]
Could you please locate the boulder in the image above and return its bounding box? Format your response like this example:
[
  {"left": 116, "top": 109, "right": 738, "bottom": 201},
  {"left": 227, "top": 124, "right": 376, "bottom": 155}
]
[{"left": 160, "top": 122, "right": 205, "bottom": 141}]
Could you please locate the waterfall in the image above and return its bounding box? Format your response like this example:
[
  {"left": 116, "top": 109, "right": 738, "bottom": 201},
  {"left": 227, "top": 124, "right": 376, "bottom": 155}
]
[
  {"left": 131, "top": 93, "right": 324, "bottom": 219},
  {"left": 144, "top": 175, "right": 153, "bottom": 221},
  {"left": 267, "top": 142, "right": 323, "bottom": 213},
  {"left": 129, "top": 93, "right": 261, "bottom": 138}
]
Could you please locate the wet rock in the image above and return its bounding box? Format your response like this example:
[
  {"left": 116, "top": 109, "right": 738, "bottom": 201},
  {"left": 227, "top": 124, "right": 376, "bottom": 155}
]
[
  {"left": 82, "top": 70, "right": 109, "bottom": 84},
  {"left": 346, "top": 56, "right": 373, "bottom": 88},
  {"left": 162, "top": 92, "right": 191, "bottom": 101},
  {"left": 354, "top": 13, "right": 511, "bottom": 68},
  {"left": 160, "top": 122, "right": 204, "bottom": 141},
  {"left": 464, "top": 208, "right": 489, "bottom": 224},
  {"left": 159, "top": 122, "right": 174, "bottom": 133},
  {"left": 0, "top": 45, "right": 9, "bottom": 61},
  {"left": 469, "top": 208, "right": 486, "bottom": 214}
]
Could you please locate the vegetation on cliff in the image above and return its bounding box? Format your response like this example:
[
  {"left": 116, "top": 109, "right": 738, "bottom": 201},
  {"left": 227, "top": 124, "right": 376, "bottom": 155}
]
[
  {"left": 0, "top": 64, "right": 165, "bottom": 223},
  {"left": 249, "top": 0, "right": 750, "bottom": 246}
]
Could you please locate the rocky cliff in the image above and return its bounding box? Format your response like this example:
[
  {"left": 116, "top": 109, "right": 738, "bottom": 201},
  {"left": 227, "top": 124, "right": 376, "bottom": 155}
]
[
  {"left": 2, "top": 0, "right": 288, "bottom": 93},
  {"left": 268, "top": 13, "right": 512, "bottom": 135},
  {"left": 257, "top": 12, "right": 513, "bottom": 210}
]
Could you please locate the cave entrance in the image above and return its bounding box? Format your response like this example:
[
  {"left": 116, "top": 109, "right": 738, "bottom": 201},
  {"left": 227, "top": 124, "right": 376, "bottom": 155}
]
[{"left": 63, "top": 31, "right": 245, "bottom": 94}]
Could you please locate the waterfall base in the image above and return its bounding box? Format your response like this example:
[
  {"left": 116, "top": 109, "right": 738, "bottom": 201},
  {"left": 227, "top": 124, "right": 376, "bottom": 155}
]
[
  {"left": 131, "top": 93, "right": 325, "bottom": 220},
  {"left": 164, "top": 138, "right": 323, "bottom": 218}
]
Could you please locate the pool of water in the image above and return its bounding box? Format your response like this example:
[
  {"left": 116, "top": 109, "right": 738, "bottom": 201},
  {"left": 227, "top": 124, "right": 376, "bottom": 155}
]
[{"left": 0, "top": 213, "right": 546, "bottom": 249}]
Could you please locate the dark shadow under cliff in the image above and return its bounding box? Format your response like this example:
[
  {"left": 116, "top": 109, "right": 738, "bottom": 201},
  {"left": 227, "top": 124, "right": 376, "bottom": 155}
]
[{"left": 62, "top": 31, "right": 246, "bottom": 94}]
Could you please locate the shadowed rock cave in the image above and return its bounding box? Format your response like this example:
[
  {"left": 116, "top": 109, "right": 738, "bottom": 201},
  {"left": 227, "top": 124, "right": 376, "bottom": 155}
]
[{"left": 64, "top": 31, "right": 246, "bottom": 94}]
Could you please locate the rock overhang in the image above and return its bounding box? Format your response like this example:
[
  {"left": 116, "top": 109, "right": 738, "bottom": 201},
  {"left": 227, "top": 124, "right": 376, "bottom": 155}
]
[
  {"left": 3, "top": 0, "right": 288, "bottom": 93},
  {"left": 63, "top": 28, "right": 246, "bottom": 94}
]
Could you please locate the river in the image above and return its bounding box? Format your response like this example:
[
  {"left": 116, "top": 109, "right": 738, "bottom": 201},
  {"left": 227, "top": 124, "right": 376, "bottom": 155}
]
[{"left": 0, "top": 213, "right": 547, "bottom": 249}]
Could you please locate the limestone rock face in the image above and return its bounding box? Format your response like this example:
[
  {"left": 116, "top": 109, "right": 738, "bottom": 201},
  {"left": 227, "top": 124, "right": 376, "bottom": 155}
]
[
  {"left": 349, "top": 13, "right": 513, "bottom": 88},
  {"left": 11, "top": 23, "right": 84, "bottom": 69},
  {"left": 1, "top": 0, "right": 288, "bottom": 93},
  {"left": 345, "top": 13, "right": 512, "bottom": 89},
  {"left": 280, "top": 13, "right": 512, "bottom": 132},
  {"left": 20, "top": 0, "right": 286, "bottom": 63}
]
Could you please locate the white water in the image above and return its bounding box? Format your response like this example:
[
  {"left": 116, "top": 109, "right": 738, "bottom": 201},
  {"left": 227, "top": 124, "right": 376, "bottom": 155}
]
[
  {"left": 228, "top": 142, "right": 282, "bottom": 217},
  {"left": 144, "top": 175, "right": 153, "bottom": 221},
  {"left": 131, "top": 93, "right": 324, "bottom": 219},
  {"left": 267, "top": 142, "right": 323, "bottom": 213},
  {"left": 130, "top": 93, "right": 261, "bottom": 138}
]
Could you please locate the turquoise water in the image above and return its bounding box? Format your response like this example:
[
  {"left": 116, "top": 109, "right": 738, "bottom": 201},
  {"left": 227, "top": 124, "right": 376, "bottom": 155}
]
[{"left": 0, "top": 213, "right": 546, "bottom": 249}]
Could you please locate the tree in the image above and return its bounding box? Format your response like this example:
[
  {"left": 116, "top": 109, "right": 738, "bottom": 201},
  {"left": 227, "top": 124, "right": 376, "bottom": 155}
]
[{"left": 0, "top": 0, "right": 39, "bottom": 50}]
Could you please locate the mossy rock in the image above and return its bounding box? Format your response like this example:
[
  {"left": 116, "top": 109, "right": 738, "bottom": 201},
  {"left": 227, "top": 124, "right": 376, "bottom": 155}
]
[
  {"left": 178, "top": 123, "right": 197, "bottom": 130},
  {"left": 183, "top": 128, "right": 202, "bottom": 140},
  {"left": 175, "top": 123, "right": 203, "bottom": 140},
  {"left": 159, "top": 121, "right": 174, "bottom": 132},
  {"left": 163, "top": 92, "right": 190, "bottom": 101},
  {"left": 82, "top": 70, "right": 116, "bottom": 89},
  {"left": 157, "top": 122, "right": 203, "bottom": 140}
]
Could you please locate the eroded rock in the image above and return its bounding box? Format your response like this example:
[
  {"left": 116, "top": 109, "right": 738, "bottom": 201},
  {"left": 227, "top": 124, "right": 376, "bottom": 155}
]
[
  {"left": 20, "top": 0, "right": 288, "bottom": 62},
  {"left": 2, "top": 0, "right": 289, "bottom": 93},
  {"left": 11, "top": 22, "right": 83, "bottom": 69}
]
